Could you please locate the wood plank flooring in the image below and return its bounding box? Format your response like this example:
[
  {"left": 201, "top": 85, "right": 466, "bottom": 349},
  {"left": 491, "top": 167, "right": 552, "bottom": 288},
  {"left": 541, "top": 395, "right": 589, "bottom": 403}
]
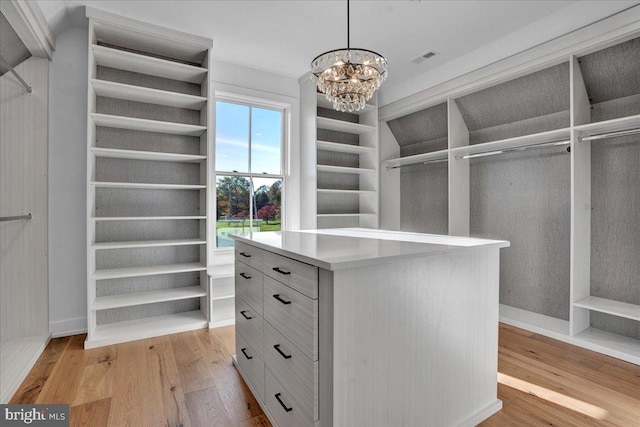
[{"left": 10, "top": 323, "right": 639, "bottom": 426}]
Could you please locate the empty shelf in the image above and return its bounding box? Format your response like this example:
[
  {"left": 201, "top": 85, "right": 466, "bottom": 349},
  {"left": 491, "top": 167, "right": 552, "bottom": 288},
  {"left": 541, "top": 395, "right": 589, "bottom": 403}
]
[
  {"left": 93, "top": 262, "right": 206, "bottom": 280},
  {"left": 91, "top": 147, "right": 206, "bottom": 163},
  {"left": 316, "top": 213, "right": 374, "bottom": 217},
  {"left": 92, "top": 44, "right": 207, "bottom": 84},
  {"left": 85, "top": 310, "right": 208, "bottom": 349},
  {"left": 384, "top": 149, "right": 449, "bottom": 169},
  {"left": 317, "top": 189, "right": 375, "bottom": 195},
  {"left": 316, "top": 117, "right": 376, "bottom": 135},
  {"left": 92, "top": 113, "right": 207, "bottom": 136},
  {"left": 317, "top": 165, "right": 375, "bottom": 174},
  {"left": 574, "top": 296, "right": 640, "bottom": 321},
  {"left": 92, "top": 216, "right": 206, "bottom": 221},
  {"left": 574, "top": 114, "right": 640, "bottom": 139},
  {"left": 317, "top": 93, "right": 376, "bottom": 114},
  {"left": 92, "top": 238, "right": 206, "bottom": 250},
  {"left": 316, "top": 140, "right": 375, "bottom": 154},
  {"left": 91, "top": 181, "right": 206, "bottom": 190},
  {"left": 92, "top": 286, "right": 206, "bottom": 311},
  {"left": 92, "top": 79, "right": 207, "bottom": 110},
  {"left": 450, "top": 128, "right": 571, "bottom": 158}
]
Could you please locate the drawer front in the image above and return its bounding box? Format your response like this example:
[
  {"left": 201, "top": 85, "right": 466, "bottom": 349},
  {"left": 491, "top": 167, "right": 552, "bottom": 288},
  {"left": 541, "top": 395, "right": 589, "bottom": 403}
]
[
  {"left": 264, "top": 276, "right": 318, "bottom": 361},
  {"left": 235, "top": 241, "right": 263, "bottom": 271},
  {"left": 264, "top": 322, "right": 318, "bottom": 420},
  {"left": 265, "top": 369, "right": 314, "bottom": 427},
  {"left": 235, "top": 261, "right": 263, "bottom": 317},
  {"left": 235, "top": 297, "right": 264, "bottom": 360},
  {"left": 263, "top": 251, "right": 318, "bottom": 299},
  {"left": 236, "top": 332, "right": 264, "bottom": 402}
]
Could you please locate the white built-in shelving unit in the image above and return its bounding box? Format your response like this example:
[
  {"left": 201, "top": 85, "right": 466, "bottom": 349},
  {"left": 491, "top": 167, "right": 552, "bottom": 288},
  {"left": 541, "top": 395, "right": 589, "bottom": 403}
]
[
  {"left": 379, "top": 10, "right": 640, "bottom": 365},
  {"left": 85, "top": 8, "right": 214, "bottom": 348},
  {"left": 300, "top": 83, "right": 380, "bottom": 229}
]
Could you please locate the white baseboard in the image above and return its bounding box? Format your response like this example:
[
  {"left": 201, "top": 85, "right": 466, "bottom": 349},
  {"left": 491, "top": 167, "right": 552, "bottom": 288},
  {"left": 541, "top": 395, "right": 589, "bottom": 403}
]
[
  {"left": 458, "top": 399, "right": 503, "bottom": 426},
  {"left": 49, "top": 317, "right": 87, "bottom": 338},
  {"left": 209, "top": 319, "right": 235, "bottom": 329}
]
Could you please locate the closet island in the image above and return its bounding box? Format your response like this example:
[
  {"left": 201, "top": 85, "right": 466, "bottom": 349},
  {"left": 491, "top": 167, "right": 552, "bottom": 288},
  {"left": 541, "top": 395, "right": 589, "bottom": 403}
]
[{"left": 231, "top": 228, "right": 509, "bottom": 427}]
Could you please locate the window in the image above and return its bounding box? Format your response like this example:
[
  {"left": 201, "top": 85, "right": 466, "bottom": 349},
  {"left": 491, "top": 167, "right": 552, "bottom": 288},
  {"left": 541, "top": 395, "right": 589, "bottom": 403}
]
[{"left": 215, "top": 100, "right": 284, "bottom": 247}]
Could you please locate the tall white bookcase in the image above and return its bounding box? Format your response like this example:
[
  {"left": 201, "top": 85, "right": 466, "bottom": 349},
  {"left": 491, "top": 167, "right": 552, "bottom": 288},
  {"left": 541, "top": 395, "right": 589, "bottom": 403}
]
[{"left": 85, "top": 8, "right": 213, "bottom": 348}]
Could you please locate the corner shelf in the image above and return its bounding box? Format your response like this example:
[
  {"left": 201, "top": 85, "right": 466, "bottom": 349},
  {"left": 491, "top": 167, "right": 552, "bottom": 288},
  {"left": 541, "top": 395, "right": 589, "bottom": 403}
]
[
  {"left": 90, "top": 181, "right": 206, "bottom": 190},
  {"left": 91, "top": 113, "right": 207, "bottom": 136},
  {"left": 91, "top": 147, "right": 206, "bottom": 163},
  {"left": 92, "top": 262, "right": 206, "bottom": 280},
  {"left": 317, "top": 165, "right": 375, "bottom": 174},
  {"left": 92, "top": 79, "right": 207, "bottom": 110},
  {"left": 316, "top": 117, "right": 376, "bottom": 135},
  {"left": 316, "top": 140, "right": 375, "bottom": 154},
  {"left": 383, "top": 149, "right": 449, "bottom": 169},
  {"left": 574, "top": 296, "right": 640, "bottom": 321},
  {"left": 91, "top": 286, "right": 206, "bottom": 310},
  {"left": 92, "top": 238, "right": 206, "bottom": 250}
]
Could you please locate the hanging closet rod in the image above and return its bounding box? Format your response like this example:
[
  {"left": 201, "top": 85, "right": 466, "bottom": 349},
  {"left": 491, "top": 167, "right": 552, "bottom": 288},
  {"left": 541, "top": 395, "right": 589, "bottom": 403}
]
[
  {"left": 0, "top": 213, "right": 32, "bottom": 222},
  {"left": 386, "top": 157, "right": 448, "bottom": 170},
  {"left": 455, "top": 139, "right": 570, "bottom": 160},
  {"left": 0, "top": 54, "right": 32, "bottom": 93},
  {"left": 579, "top": 128, "right": 640, "bottom": 142}
]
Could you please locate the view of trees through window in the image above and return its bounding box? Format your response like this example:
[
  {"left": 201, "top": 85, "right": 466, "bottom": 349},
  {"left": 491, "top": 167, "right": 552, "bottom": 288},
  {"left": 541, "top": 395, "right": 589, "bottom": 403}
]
[{"left": 215, "top": 100, "right": 283, "bottom": 247}]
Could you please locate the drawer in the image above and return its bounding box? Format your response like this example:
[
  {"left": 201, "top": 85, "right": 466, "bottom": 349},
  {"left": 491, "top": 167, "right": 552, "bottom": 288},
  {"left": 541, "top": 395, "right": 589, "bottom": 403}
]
[
  {"left": 265, "top": 368, "right": 314, "bottom": 427},
  {"left": 263, "top": 250, "right": 318, "bottom": 299},
  {"left": 264, "top": 276, "right": 318, "bottom": 361},
  {"left": 235, "top": 297, "right": 264, "bottom": 360},
  {"left": 264, "top": 321, "right": 318, "bottom": 420},
  {"left": 236, "top": 332, "right": 264, "bottom": 402},
  {"left": 235, "top": 261, "right": 263, "bottom": 316},
  {"left": 235, "top": 241, "right": 264, "bottom": 271}
]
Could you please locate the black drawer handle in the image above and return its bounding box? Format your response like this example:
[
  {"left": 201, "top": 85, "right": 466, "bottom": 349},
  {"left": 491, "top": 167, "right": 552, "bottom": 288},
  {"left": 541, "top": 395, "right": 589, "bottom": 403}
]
[
  {"left": 240, "top": 347, "right": 253, "bottom": 360},
  {"left": 240, "top": 310, "right": 252, "bottom": 320},
  {"left": 272, "top": 267, "right": 291, "bottom": 275},
  {"left": 239, "top": 272, "right": 251, "bottom": 280},
  {"left": 273, "top": 294, "right": 291, "bottom": 305},
  {"left": 273, "top": 344, "right": 292, "bottom": 359},
  {"left": 239, "top": 252, "right": 251, "bottom": 258},
  {"left": 275, "top": 393, "right": 293, "bottom": 412}
]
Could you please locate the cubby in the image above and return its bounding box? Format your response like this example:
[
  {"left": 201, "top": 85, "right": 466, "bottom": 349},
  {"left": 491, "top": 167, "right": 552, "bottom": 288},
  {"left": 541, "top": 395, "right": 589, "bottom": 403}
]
[{"left": 85, "top": 9, "right": 213, "bottom": 348}]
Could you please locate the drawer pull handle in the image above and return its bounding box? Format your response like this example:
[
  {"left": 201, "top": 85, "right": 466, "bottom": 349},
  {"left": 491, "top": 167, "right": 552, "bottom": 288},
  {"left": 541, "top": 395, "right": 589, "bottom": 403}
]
[
  {"left": 273, "top": 294, "right": 291, "bottom": 305},
  {"left": 239, "top": 252, "right": 251, "bottom": 258},
  {"left": 239, "top": 272, "right": 252, "bottom": 280},
  {"left": 273, "top": 344, "right": 292, "bottom": 359},
  {"left": 240, "top": 348, "right": 253, "bottom": 360},
  {"left": 275, "top": 393, "right": 293, "bottom": 412},
  {"left": 240, "top": 310, "right": 252, "bottom": 320},
  {"left": 272, "top": 267, "right": 291, "bottom": 275}
]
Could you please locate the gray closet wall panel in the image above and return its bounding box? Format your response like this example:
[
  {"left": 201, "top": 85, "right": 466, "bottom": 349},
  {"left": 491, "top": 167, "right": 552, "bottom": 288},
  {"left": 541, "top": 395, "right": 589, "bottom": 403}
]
[
  {"left": 591, "top": 94, "right": 640, "bottom": 123},
  {"left": 400, "top": 137, "right": 448, "bottom": 157},
  {"left": 317, "top": 129, "right": 359, "bottom": 145},
  {"left": 97, "top": 65, "right": 201, "bottom": 95},
  {"left": 468, "top": 110, "right": 570, "bottom": 145},
  {"left": 96, "top": 299, "right": 200, "bottom": 325},
  {"left": 96, "top": 127, "right": 201, "bottom": 154},
  {"left": 95, "top": 220, "right": 200, "bottom": 242},
  {"left": 317, "top": 107, "right": 359, "bottom": 123},
  {"left": 97, "top": 271, "right": 201, "bottom": 297},
  {"left": 96, "top": 97, "right": 200, "bottom": 125},
  {"left": 95, "top": 158, "right": 200, "bottom": 185},
  {"left": 470, "top": 149, "right": 571, "bottom": 320},
  {"left": 96, "top": 245, "right": 200, "bottom": 270},
  {"left": 387, "top": 103, "right": 447, "bottom": 148},
  {"left": 317, "top": 171, "right": 360, "bottom": 190},
  {"left": 590, "top": 135, "right": 640, "bottom": 339},
  {"left": 317, "top": 193, "right": 360, "bottom": 215},
  {"left": 400, "top": 163, "right": 448, "bottom": 234},
  {"left": 317, "top": 150, "right": 359, "bottom": 168},
  {"left": 95, "top": 188, "right": 201, "bottom": 217}
]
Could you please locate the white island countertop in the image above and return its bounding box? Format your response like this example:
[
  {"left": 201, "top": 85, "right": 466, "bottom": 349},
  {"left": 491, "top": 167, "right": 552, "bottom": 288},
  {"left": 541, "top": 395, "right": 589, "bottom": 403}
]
[{"left": 231, "top": 228, "right": 509, "bottom": 271}]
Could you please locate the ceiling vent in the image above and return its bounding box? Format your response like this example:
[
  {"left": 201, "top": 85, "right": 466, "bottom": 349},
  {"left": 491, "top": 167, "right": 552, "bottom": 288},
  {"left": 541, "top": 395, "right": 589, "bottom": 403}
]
[{"left": 411, "top": 51, "right": 436, "bottom": 65}]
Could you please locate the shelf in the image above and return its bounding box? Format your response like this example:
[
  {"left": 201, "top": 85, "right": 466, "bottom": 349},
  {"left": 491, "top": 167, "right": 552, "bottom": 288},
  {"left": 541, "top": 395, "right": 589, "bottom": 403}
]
[
  {"left": 316, "top": 213, "right": 375, "bottom": 217},
  {"left": 92, "top": 286, "right": 206, "bottom": 311},
  {"left": 316, "top": 117, "right": 376, "bottom": 135},
  {"left": 211, "top": 294, "right": 235, "bottom": 302},
  {"left": 317, "top": 189, "right": 375, "bottom": 195},
  {"left": 383, "top": 149, "right": 450, "bottom": 169},
  {"left": 209, "top": 264, "right": 234, "bottom": 280},
  {"left": 316, "top": 165, "right": 375, "bottom": 174},
  {"left": 92, "top": 216, "right": 206, "bottom": 221},
  {"left": 91, "top": 113, "right": 207, "bottom": 136},
  {"left": 92, "top": 79, "right": 207, "bottom": 110},
  {"left": 573, "top": 327, "right": 640, "bottom": 365},
  {"left": 86, "top": 310, "right": 208, "bottom": 349},
  {"left": 316, "top": 93, "right": 376, "bottom": 114},
  {"left": 450, "top": 128, "right": 571, "bottom": 158},
  {"left": 92, "top": 262, "right": 206, "bottom": 280},
  {"left": 574, "top": 296, "right": 640, "bottom": 321},
  {"left": 91, "top": 181, "right": 206, "bottom": 190},
  {"left": 316, "top": 140, "right": 375, "bottom": 154},
  {"left": 91, "top": 147, "right": 206, "bottom": 163},
  {"left": 92, "top": 238, "right": 206, "bottom": 250},
  {"left": 574, "top": 114, "right": 640, "bottom": 140},
  {"left": 92, "top": 44, "right": 207, "bottom": 84}
]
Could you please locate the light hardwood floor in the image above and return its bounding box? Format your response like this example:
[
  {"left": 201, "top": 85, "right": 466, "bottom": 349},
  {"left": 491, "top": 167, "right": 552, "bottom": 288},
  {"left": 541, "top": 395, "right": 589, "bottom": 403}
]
[{"left": 10, "top": 323, "right": 639, "bottom": 426}]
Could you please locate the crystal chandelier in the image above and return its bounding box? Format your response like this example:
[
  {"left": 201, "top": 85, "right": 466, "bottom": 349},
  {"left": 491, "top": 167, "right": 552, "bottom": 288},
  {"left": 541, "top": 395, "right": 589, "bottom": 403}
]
[{"left": 310, "top": 0, "right": 388, "bottom": 112}]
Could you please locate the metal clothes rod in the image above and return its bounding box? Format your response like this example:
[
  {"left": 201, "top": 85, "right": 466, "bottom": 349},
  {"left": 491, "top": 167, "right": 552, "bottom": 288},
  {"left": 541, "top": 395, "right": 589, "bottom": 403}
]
[
  {"left": 580, "top": 128, "right": 640, "bottom": 142},
  {"left": 0, "top": 213, "right": 32, "bottom": 222},
  {"left": 386, "top": 158, "right": 448, "bottom": 170},
  {"left": 455, "top": 139, "right": 571, "bottom": 160},
  {"left": 0, "top": 54, "right": 32, "bottom": 93}
]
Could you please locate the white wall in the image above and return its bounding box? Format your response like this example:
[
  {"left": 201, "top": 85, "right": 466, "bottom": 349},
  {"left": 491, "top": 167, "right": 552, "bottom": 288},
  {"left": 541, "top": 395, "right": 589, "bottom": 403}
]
[{"left": 48, "top": 25, "right": 87, "bottom": 337}]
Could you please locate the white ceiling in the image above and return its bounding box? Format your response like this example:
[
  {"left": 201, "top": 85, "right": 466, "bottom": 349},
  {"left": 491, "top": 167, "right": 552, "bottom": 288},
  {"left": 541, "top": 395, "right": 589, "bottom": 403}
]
[{"left": 36, "top": 0, "right": 639, "bottom": 105}]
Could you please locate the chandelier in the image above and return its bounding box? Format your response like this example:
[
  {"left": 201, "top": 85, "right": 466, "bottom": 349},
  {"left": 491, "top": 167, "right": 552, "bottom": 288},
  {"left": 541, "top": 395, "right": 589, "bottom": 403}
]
[{"left": 310, "top": 0, "right": 388, "bottom": 112}]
